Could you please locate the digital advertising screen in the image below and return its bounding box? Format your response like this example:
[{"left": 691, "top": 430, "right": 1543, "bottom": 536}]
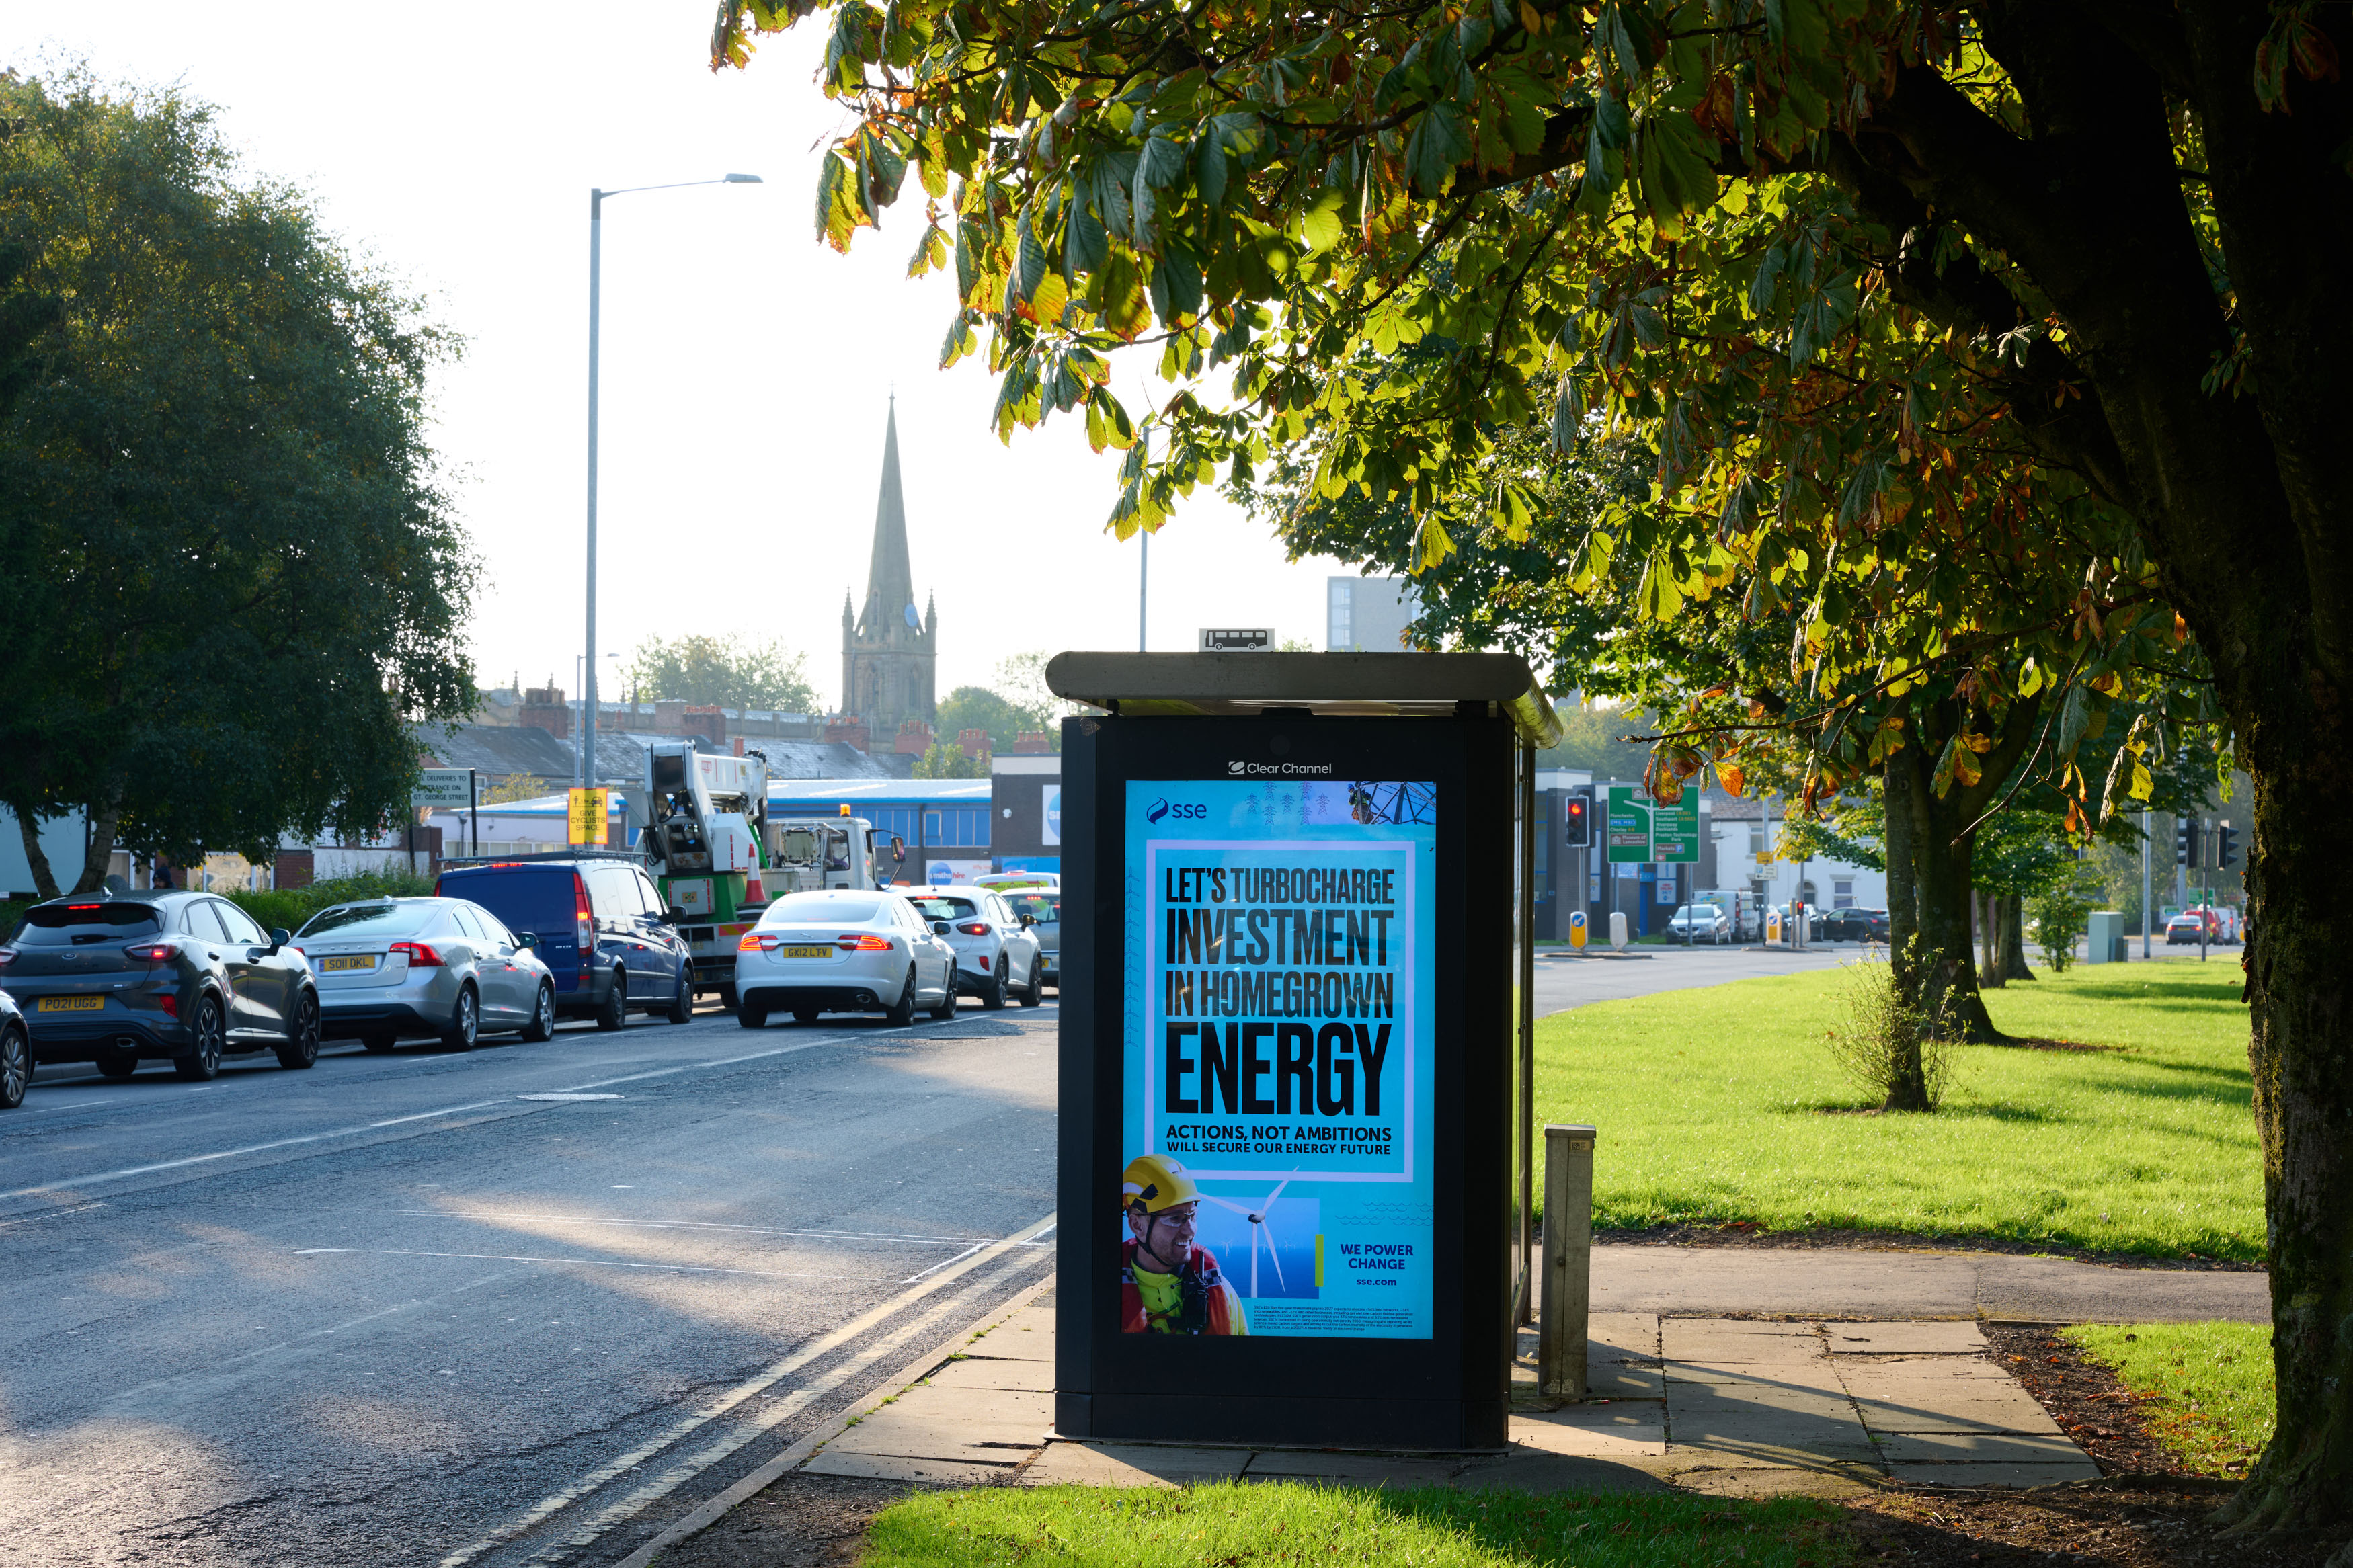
[{"left": 1120, "top": 777, "right": 1437, "bottom": 1340}]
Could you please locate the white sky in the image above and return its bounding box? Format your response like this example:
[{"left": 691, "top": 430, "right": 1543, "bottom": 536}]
[{"left": 5, "top": 3, "right": 1363, "bottom": 710}]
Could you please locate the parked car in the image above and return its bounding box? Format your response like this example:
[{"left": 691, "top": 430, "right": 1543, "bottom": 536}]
[
  {"left": 1002, "top": 888, "right": 1060, "bottom": 991},
  {"left": 0, "top": 891, "right": 321, "bottom": 1081},
  {"left": 973, "top": 871, "right": 1060, "bottom": 895},
  {"left": 435, "top": 855, "right": 692, "bottom": 1028},
  {"left": 1667, "top": 903, "right": 1732, "bottom": 944},
  {"left": 1, "top": 991, "right": 26, "bottom": 1110},
  {"left": 2166, "top": 908, "right": 2222, "bottom": 945},
  {"left": 293, "top": 897, "right": 554, "bottom": 1052},
  {"left": 905, "top": 885, "right": 1045, "bottom": 1008},
  {"left": 1817, "top": 907, "right": 1890, "bottom": 944},
  {"left": 734, "top": 889, "right": 957, "bottom": 1028}
]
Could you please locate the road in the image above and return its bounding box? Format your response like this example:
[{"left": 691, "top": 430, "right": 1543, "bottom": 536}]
[
  {"left": 0, "top": 999, "right": 1058, "bottom": 1568},
  {"left": 1534, "top": 940, "right": 1851, "bottom": 1017}
]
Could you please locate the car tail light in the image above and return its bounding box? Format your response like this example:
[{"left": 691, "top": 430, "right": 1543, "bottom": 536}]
[
  {"left": 574, "top": 874, "right": 596, "bottom": 966},
  {"left": 389, "top": 941, "right": 444, "bottom": 968},
  {"left": 159, "top": 994, "right": 178, "bottom": 1018},
  {"left": 738, "top": 932, "right": 777, "bottom": 952},
  {"left": 956, "top": 921, "right": 990, "bottom": 936},
  {"left": 123, "top": 943, "right": 177, "bottom": 964},
  {"left": 978, "top": 952, "right": 992, "bottom": 971},
  {"left": 0, "top": 948, "right": 13, "bottom": 970},
  {"left": 836, "top": 934, "right": 893, "bottom": 952},
  {"left": 67, "top": 903, "right": 101, "bottom": 911}
]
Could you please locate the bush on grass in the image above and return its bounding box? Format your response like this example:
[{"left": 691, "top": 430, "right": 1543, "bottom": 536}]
[
  {"left": 2031, "top": 886, "right": 2093, "bottom": 973},
  {"left": 1824, "top": 939, "right": 1952, "bottom": 1111},
  {"left": 2064, "top": 1321, "right": 2274, "bottom": 1475},
  {"left": 862, "top": 1481, "right": 1851, "bottom": 1568},
  {"left": 225, "top": 869, "right": 436, "bottom": 935}
]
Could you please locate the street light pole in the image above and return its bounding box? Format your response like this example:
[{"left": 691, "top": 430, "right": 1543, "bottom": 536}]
[
  {"left": 584, "top": 174, "right": 762, "bottom": 790},
  {"left": 1138, "top": 530, "right": 1150, "bottom": 651}
]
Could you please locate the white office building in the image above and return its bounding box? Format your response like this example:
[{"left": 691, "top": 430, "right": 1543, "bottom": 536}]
[{"left": 1327, "top": 575, "right": 1422, "bottom": 652}]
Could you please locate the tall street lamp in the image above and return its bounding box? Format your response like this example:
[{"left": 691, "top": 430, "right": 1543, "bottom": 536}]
[{"left": 584, "top": 173, "right": 762, "bottom": 787}]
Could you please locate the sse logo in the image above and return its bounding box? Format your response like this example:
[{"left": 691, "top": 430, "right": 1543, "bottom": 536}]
[{"left": 1146, "top": 798, "right": 1206, "bottom": 824}]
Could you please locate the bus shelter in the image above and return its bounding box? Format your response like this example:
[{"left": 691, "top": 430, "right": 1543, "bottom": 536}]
[{"left": 1047, "top": 651, "right": 1564, "bottom": 1450}]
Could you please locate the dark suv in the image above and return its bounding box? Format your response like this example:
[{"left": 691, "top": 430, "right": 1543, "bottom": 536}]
[
  {"left": 434, "top": 854, "right": 692, "bottom": 1028},
  {"left": 0, "top": 892, "right": 323, "bottom": 1080}
]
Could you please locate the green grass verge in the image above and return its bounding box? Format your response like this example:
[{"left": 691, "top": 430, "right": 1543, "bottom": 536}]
[
  {"left": 1533, "top": 960, "right": 2260, "bottom": 1261},
  {"left": 862, "top": 1482, "right": 1852, "bottom": 1568},
  {"left": 2063, "top": 1322, "right": 2274, "bottom": 1475}
]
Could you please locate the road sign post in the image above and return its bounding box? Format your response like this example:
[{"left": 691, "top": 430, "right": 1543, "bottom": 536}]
[{"left": 1047, "top": 651, "right": 1562, "bottom": 1450}]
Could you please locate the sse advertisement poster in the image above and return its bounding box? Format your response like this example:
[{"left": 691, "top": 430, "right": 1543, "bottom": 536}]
[{"left": 1120, "top": 777, "right": 1437, "bottom": 1339}]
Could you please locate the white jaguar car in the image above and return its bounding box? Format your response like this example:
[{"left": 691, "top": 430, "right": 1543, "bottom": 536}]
[{"left": 734, "top": 890, "right": 957, "bottom": 1028}]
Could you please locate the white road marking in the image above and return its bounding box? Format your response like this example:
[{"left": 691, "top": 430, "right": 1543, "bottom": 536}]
[
  {"left": 436, "top": 1210, "right": 1055, "bottom": 1568},
  {"left": 291, "top": 1248, "right": 867, "bottom": 1282},
  {"left": 515, "top": 1093, "right": 623, "bottom": 1102},
  {"left": 0, "top": 1099, "right": 510, "bottom": 1200},
  {"left": 375, "top": 1210, "right": 1002, "bottom": 1247}
]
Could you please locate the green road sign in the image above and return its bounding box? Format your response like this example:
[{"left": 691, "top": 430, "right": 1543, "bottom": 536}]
[
  {"left": 1606, "top": 785, "right": 1651, "bottom": 864},
  {"left": 1651, "top": 794, "right": 1700, "bottom": 862}
]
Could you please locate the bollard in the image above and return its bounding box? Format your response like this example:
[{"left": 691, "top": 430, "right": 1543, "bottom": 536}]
[{"left": 1538, "top": 1123, "right": 1597, "bottom": 1400}]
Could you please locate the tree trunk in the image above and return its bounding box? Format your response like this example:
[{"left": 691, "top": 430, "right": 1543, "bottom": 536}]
[
  {"left": 13, "top": 807, "right": 60, "bottom": 901},
  {"left": 1977, "top": 893, "right": 2006, "bottom": 989},
  {"left": 2217, "top": 758, "right": 2353, "bottom": 1541},
  {"left": 1878, "top": 751, "right": 1932, "bottom": 1112},
  {"left": 71, "top": 784, "right": 125, "bottom": 897},
  {"left": 1911, "top": 764, "right": 2001, "bottom": 1044},
  {"left": 2001, "top": 896, "right": 2035, "bottom": 981}
]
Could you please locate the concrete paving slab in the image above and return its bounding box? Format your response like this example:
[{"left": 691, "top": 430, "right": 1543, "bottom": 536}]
[
  {"left": 1511, "top": 1405, "right": 1668, "bottom": 1458},
  {"left": 1456, "top": 1451, "right": 1671, "bottom": 1495},
  {"left": 1851, "top": 1395, "right": 2064, "bottom": 1436},
  {"left": 1660, "top": 1332, "right": 1830, "bottom": 1365},
  {"left": 1589, "top": 1313, "right": 1663, "bottom": 1360},
  {"left": 1242, "top": 1452, "right": 1467, "bottom": 1486},
  {"left": 971, "top": 1307, "right": 1055, "bottom": 1359},
  {"left": 1836, "top": 1355, "right": 2013, "bottom": 1387},
  {"left": 823, "top": 1385, "right": 1051, "bottom": 1458},
  {"left": 801, "top": 1450, "right": 1019, "bottom": 1484},
  {"left": 1663, "top": 1360, "right": 1834, "bottom": 1385},
  {"left": 1661, "top": 1463, "right": 1879, "bottom": 1499},
  {"left": 1586, "top": 1367, "right": 1668, "bottom": 1399},
  {"left": 1872, "top": 1432, "right": 2089, "bottom": 1464},
  {"left": 1021, "top": 1442, "right": 1248, "bottom": 1487},
  {"left": 1596, "top": 1245, "right": 2266, "bottom": 1324},
  {"left": 1669, "top": 1385, "right": 1862, "bottom": 1422},
  {"left": 925, "top": 1354, "right": 1054, "bottom": 1391},
  {"left": 1823, "top": 1321, "right": 1987, "bottom": 1354},
  {"left": 1889, "top": 1462, "right": 2102, "bottom": 1487}
]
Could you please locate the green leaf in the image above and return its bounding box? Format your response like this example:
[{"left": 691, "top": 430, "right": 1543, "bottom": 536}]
[{"left": 1406, "top": 102, "right": 1472, "bottom": 196}]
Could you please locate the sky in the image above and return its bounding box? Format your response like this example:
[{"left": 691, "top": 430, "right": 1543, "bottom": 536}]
[{"left": 3, "top": 3, "right": 1366, "bottom": 711}]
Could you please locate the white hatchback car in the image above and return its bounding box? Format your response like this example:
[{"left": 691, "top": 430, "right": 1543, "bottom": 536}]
[
  {"left": 904, "top": 886, "right": 1045, "bottom": 1009},
  {"left": 734, "top": 890, "right": 957, "bottom": 1028}
]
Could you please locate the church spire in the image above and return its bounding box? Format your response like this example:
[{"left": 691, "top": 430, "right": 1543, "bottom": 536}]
[{"left": 863, "top": 399, "right": 916, "bottom": 640}]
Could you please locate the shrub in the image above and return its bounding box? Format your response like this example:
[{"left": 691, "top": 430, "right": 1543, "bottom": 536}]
[
  {"left": 2030, "top": 886, "right": 2093, "bottom": 973},
  {"left": 1825, "top": 940, "right": 1954, "bottom": 1111},
  {"left": 225, "top": 868, "right": 436, "bottom": 935}
]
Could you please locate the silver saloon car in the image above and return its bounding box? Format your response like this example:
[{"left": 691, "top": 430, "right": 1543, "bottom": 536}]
[
  {"left": 294, "top": 897, "right": 555, "bottom": 1052},
  {"left": 733, "top": 890, "right": 955, "bottom": 1029}
]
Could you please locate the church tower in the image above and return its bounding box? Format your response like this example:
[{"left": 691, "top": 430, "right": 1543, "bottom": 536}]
[{"left": 840, "top": 401, "right": 937, "bottom": 742}]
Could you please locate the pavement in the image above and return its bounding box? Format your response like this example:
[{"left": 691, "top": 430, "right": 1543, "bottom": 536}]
[
  {"left": 1533, "top": 942, "right": 1847, "bottom": 1017},
  {"left": 776, "top": 1284, "right": 2104, "bottom": 1508},
  {"left": 0, "top": 996, "right": 1061, "bottom": 1568}
]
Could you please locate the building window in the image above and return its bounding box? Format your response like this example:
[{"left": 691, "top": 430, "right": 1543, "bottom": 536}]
[
  {"left": 1328, "top": 579, "right": 1353, "bottom": 651},
  {"left": 1834, "top": 878, "right": 1854, "bottom": 909}
]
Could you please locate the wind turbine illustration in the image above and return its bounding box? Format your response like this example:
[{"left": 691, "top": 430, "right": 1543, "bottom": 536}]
[{"left": 1204, "top": 1180, "right": 1289, "bottom": 1298}]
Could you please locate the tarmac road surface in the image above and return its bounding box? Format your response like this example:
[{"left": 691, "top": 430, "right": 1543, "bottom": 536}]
[{"left": 0, "top": 998, "right": 1058, "bottom": 1568}]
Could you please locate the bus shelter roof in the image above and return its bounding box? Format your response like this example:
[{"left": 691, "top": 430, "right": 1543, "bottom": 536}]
[{"left": 1045, "top": 651, "right": 1564, "bottom": 751}]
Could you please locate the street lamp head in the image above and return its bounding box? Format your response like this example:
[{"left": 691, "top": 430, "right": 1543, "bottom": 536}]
[{"left": 723, "top": 173, "right": 764, "bottom": 183}]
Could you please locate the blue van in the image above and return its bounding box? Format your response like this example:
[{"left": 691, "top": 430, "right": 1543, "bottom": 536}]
[{"left": 434, "top": 853, "right": 693, "bottom": 1028}]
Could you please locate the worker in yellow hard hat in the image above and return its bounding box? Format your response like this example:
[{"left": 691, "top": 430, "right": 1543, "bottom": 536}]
[{"left": 1119, "top": 1153, "right": 1248, "bottom": 1335}]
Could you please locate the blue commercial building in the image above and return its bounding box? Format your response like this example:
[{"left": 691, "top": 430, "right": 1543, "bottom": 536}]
[{"left": 765, "top": 778, "right": 994, "bottom": 882}]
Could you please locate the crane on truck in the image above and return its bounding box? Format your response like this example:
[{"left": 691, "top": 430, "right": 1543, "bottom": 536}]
[{"left": 641, "top": 742, "right": 908, "bottom": 1005}]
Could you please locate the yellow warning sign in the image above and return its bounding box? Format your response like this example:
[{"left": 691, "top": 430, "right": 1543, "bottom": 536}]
[{"left": 568, "top": 787, "right": 608, "bottom": 846}]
